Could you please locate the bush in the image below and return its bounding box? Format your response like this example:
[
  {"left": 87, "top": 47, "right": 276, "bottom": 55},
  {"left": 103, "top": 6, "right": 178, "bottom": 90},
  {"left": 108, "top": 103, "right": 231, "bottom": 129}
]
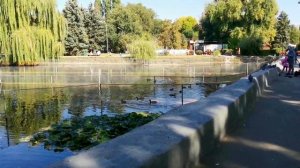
[
  {"left": 222, "top": 49, "right": 233, "bottom": 56},
  {"left": 127, "top": 40, "right": 157, "bottom": 60},
  {"left": 239, "top": 36, "right": 263, "bottom": 56},
  {"left": 213, "top": 50, "right": 221, "bottom": 56},
  {"left": 195, "top": 50, "right": 203, "bottom": 55}
]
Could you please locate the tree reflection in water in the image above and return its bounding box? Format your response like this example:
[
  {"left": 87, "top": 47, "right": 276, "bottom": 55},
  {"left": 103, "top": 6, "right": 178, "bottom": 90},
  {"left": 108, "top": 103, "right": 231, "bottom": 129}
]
[
  {"left": 1, "top": 89, "right": 67, "bottom": 145},
  {"left": 0, "top": 83, "right": 155, "bottom": 149},
  {"left": 0, "top": 77, "right": 224, "bottom": 151}
]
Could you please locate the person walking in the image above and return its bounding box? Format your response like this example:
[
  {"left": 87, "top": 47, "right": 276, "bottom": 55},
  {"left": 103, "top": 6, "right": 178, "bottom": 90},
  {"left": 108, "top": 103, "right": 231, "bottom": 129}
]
[
  {"left": 286, "top": 46, "right": 296, "bottom": 77},
  {"left": 281, "top": 55, "right": 289, "bottom": 73}
]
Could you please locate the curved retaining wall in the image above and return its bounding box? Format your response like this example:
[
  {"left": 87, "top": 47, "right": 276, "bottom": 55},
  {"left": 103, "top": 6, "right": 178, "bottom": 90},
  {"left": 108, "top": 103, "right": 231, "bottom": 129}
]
[{"left": 51, "top": 68, "right": 279, "bottom": 168}]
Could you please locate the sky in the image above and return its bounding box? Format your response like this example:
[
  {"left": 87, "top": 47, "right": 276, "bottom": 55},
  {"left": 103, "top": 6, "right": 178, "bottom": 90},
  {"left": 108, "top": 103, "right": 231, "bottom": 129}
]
[{"left": 57, "top": 0, "right": 300, "bottom": 25}]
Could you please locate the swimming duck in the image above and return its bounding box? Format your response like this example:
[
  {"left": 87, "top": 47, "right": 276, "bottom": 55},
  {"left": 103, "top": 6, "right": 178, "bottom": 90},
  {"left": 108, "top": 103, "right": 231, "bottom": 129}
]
[
  {"left": 149, "top": 99, "right": 158, "bottom": 104},
  {"left": 121, "top": 99, "right": 126, "bottom": 104},
  {"left": 169, "top": 93, "right": 176, "bottom": 97}
]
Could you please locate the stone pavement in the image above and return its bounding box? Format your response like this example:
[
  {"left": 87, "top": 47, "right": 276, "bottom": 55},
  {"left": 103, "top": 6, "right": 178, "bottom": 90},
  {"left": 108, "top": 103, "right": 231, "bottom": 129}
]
[{"left": 200, "top": 66, "right": 300, "bottom": 168}]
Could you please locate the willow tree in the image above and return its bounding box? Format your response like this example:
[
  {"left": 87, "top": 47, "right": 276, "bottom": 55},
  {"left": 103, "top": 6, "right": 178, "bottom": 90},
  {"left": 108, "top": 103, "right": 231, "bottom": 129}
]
[
  {"left": 201, "top": 0, "right": 278, "bottom": 49},
  {"left": 127, "top": 40, "right": 156, "bottom": 62},
  {"left": 0, "top": 0, "right": 66, "bottom": 66}
]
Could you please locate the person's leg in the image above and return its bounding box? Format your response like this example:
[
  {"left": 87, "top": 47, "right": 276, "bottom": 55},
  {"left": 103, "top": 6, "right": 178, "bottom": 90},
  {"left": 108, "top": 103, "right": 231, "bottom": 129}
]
[{"left": 287, "top": 60, "right": 294, "bottom": 75}]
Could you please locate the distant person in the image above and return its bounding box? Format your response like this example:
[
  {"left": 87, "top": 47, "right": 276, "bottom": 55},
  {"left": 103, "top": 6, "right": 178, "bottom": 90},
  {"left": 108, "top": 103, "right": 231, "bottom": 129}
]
[
  {"left": 281, "top": 55, "right": 289, "bottom": 73},
  {"left": 96, "top": 50, "right": 101, "bottom": 56},
  {"left": 287, "top": 46, "right": 296, "bottom": 76}
]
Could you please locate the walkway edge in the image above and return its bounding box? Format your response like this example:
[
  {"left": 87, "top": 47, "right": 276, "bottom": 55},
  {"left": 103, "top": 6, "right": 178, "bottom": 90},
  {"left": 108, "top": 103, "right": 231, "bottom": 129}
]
[{"left": 50, "top": 68, "right": 279, "bottom": 168}]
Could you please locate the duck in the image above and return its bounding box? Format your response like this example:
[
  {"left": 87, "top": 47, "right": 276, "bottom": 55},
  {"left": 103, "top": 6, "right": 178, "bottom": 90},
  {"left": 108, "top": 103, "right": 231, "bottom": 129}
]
[
  {"left": 121, "top": 99, "right": 127, "bottom": 104},
  {"left": 169, "top": 88, "right": 174, "bottom": 91},
  {"left": 169, "top": 93, "right": 176, "bottom": 97},
  {"left": 195, "top": 82, "right": 201, "bottom": 85},
  {"left": 179, "top": 90, "right": 183, "bottom": 93},
  {"left": 188, "top": 84, "right": 192, "bottom": 88},
  {"left": 248, "top": 74, "right": 253, "bottom": 83},
  {"left": 149, "top": 99, "right": 158, "bottom": 104}
]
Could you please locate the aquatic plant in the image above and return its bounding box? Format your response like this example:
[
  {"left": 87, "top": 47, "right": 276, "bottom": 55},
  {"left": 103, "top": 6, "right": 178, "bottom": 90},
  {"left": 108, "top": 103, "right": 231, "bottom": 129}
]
[{"left": 30, "top": 112, "right": 161, "bottom": 152}]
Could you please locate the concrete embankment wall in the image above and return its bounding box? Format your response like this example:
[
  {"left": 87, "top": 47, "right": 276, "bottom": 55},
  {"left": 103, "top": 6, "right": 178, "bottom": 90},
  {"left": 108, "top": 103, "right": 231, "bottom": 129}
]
[
  {"left": 53, "top": 56, "right": 242, "bottom": 65},
  {"left": 51, "top": 68, "right": 279, "bottom": 168}
]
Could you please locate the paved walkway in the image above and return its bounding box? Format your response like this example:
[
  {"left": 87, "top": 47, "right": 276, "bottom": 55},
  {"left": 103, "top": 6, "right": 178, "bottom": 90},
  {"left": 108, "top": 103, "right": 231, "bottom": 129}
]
[{"left": 200, "top": 68, "right": 300, "bottom": 168}]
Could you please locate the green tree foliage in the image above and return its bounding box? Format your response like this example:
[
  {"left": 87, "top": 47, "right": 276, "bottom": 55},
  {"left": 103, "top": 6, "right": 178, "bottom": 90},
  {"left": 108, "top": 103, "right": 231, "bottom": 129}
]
[
  {"left": 126, "top": 3, "right": 156, "bottom": 33},
  {"left": 158, "top": 20, "right": 185, "bottom": 49},
  {"left": 107, "top": 3, "right": 156, "bottom": 52},
  {"left": 200, "top": 0, "right": 244, "bottom": 42},
  {"left": 273, "top": 11, "right": 290, "bottom": 49},
  {"left": 97, "top": 0, "right": 121, "bottom": 17},
  {"left": 152, "top": 19, "right": 164, "bottom": 37},
  {"left": 85, "top": 3, "right": 106, "bottom": 52},
  {"left": 239, "top": 36, "right": 263, "bottom": 56},
  {"left": 63, "top": 0, "right": 89, "bottom": 56},
  {"left": 175, "top": 16, "right": 199, "bottom": 39},
  {"left": 127, "top": 40, "right": 156, "bottom": 61},
  {"left": 289, "top": 25, "right": 300, "bottom": 45},
  {"left": 201, "top": 0, "right": 278, "bottom": 49},
  {"left": 0, "top": 0, "right": 66, "bottom": 65}
]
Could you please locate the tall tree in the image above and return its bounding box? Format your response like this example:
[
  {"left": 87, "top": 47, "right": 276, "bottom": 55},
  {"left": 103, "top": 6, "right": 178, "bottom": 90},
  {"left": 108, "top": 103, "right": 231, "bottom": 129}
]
[
  {"left": 0, "top": 0, "right": 66, "bottom": 65},
  {"left": 98, "top": 0, "right": 121, "bottom": 18},
  {"left": 126, "top": 3, "right": 156, "bottom": 33},
  {"left": 63, "top": 0, "right": 89, "bottom": 56},
  {"left": 200, "top": 0, "right": 244, "bottom": 42},
  {"left": 273, "top": 11, "right": 290, "bottom": 49},
  {"left": 85, "top": 3, "right": 106, "bottom": 52},
  {"left": 175, "top": 16, "right": 199, "bottom": 40},
  {"left": 289, "top": 25, "right": 300, "bottom": 45},
  {"left": 152, "top": 19, "right": 164, "bottom": 37},
  {"left": 201, "top": 0, "right": 278, "bottom": 49},
  {"left": 107, "top": 3, "right": 156, "bottom": 52},
  {"left": 158, "top": 20, "right": 184, "bottom": 49}
]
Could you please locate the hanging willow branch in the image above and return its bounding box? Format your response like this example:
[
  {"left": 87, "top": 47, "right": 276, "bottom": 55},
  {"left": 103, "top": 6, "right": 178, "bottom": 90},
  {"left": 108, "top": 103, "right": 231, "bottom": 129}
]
[{"left": 0, "top": 0, "right": 66, "bottom": 66}]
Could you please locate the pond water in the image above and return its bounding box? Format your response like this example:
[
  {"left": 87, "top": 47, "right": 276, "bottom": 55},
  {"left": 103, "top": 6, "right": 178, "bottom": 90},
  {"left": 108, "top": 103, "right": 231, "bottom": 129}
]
[{"left": 0, "top": 62, "right": 260, "bottom": 166}]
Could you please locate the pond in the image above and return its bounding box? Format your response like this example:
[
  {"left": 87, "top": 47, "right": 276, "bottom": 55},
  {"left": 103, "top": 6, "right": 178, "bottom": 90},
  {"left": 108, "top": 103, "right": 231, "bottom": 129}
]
[{"left": 0, "top": 62, "right": 260, "bottom": 166}]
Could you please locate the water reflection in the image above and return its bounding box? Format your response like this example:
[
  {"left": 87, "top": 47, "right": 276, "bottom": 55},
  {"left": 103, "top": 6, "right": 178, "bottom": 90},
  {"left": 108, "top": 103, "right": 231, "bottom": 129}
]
[
  {"left": 0, "top": 63, "right": 258, "bottom": 165},
  {"left": 0, "top": 80, "right": 230, "bottom": 150},
  {"left": 0, "top": 90, "right": 67, "bottom": 147}
]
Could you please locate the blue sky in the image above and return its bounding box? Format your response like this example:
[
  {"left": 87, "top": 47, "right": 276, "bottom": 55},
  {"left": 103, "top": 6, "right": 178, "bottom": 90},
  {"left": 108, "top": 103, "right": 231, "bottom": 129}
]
[{"left": 57, "top": 0, "right": 300, "bottom": 25}]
